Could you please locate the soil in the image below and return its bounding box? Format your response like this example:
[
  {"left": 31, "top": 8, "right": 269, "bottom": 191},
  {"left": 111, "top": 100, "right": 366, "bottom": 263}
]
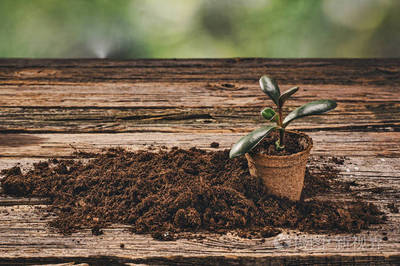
[
  {"left": 250, "top": 131, "right": 304, "bottom": 156},
  {"left": 387, "top": 203, "right": 399, "bottom": 213},
  {"left": 0, "top": 146, "right": 386, "bottom": 241}
]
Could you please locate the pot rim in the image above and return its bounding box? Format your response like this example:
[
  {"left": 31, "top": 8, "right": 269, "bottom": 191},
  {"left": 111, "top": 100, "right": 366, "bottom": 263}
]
[{"left": 247, "top": 130, "right": 313, "bottom": 160}]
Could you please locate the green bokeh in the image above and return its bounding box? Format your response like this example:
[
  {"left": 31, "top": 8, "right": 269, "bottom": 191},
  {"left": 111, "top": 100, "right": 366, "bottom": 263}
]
[{"left": 0, "top": 0, "right": 398, "bottom": 58}]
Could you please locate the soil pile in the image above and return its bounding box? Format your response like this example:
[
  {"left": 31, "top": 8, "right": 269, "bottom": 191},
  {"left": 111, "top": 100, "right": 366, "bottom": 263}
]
[{"left": 1, "top": 147, "right": 385, "bottom": 240}]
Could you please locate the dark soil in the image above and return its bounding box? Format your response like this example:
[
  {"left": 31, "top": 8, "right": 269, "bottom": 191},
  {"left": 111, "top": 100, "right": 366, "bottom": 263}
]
[
  {"left": 387, "top": 203, "right": 399, "bottom": 213},
  {"left": 0, "top": 146, "right": 385, "bottom": 240},
  {"left": 251, "top": 131, "right": 305, "bottom": 156}
]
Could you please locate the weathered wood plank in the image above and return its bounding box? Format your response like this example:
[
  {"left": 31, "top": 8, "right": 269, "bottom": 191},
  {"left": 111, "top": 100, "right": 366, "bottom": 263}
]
[
  {"left": 1, "top": 61, "right": 398, "bottom": 134},
  {"left": 0, "top": 132, "right": 399, "bottom": 158},
  {"left": 0, "top": 100, "right": 399, "bottom": 133},
  {"left": 0, "top": 204, "right": 398, "bottom": 261},
  {"left": 0, "top": 58, "right": 399, "bottom": 264},
  {"left": 0, "top": 83, "right": 398, "bottom": 109},
  {"left": 0, "top": 58, "right": 399, "bottom": 85}
]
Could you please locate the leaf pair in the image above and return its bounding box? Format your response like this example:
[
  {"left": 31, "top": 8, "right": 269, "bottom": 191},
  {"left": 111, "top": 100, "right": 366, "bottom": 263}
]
[
  {"left": 261, "top": 99, "right": 337, "bottom": 127},
  {"left": 260, "top": 75, "right": 298, "bottom": 108}
]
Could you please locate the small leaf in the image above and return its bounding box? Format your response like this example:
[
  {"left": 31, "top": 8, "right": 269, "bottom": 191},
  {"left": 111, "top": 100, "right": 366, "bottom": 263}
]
[
  {"left": 259, "top": 76, "right": 280, "bottom": 106},
  {"left": 283, "top": 100, "right": 337, "bottom": 127},
  {"left": 229, "top": 126, "right": 276, "bottom": 158},
  {"left": 279, "top": 86, "right": 299, "bottom": 107},
  {"left": 260, "top": 107, "right": 277, "bottom": 122},
  {"left": 275, "top": 139, "right": 285, "bottom": 151}
]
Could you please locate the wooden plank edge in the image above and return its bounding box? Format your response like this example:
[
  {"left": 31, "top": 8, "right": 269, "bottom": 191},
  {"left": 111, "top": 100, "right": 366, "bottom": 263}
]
[{"left": 0, "top": 254, "right": 399, "bottom": 265}]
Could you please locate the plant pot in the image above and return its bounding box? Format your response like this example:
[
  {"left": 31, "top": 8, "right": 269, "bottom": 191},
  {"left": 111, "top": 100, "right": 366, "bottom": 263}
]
[{"left": 245, "top": 131, "right": 313, "bottom": 201}]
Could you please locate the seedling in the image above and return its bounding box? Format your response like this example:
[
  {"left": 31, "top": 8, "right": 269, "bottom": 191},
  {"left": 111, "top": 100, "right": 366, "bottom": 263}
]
[{"left": 230, "top": 75, "right": 337, "bottom": 158}]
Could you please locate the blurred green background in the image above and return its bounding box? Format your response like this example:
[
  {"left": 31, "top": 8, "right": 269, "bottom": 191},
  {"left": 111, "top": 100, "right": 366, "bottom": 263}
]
[{"left": 0, "top": 0, "right": 399, "bottom": 58}]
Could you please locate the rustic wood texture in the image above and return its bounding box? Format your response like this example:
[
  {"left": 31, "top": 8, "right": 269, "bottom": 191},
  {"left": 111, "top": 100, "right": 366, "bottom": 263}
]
[{"left": 0, "top": 58, "right": 399, "bottom": 265}]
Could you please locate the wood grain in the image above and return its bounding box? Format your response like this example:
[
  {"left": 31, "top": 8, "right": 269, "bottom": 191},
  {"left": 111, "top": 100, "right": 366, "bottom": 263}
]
[{"left": 0, "top": 58, "right": 399, "bottom": 264}]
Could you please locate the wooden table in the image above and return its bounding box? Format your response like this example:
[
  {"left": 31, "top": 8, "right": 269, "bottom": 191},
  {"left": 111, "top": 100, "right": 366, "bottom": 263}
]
[{"left": 0, "top": 59, "right": 399, "bottom": 265}]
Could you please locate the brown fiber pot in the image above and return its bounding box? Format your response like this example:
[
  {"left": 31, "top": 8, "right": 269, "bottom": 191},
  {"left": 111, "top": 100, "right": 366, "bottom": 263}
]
[{"left": 245, "top": 131, "right": 313, "bottom": 201}]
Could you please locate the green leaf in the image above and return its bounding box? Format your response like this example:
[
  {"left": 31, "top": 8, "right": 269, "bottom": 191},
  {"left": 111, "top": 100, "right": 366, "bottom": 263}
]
[
  {"left": 259, "top": 76, "right": 280, "bottom": 106},
  {"left": 260, "top": 107, "right": 277, "bottom": 122},
  {"left": 283, "top": 100, "right": 337, "bottom": 127},
  {"left": 279, "top": 86, "right": 299, "bottom": 107},
  {"left": 229, "top": 126, "right": 276, "bottom": 158}
]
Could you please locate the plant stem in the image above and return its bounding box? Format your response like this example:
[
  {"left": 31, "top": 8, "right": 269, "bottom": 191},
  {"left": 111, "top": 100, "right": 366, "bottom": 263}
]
[
  {"left": 279, "top": 128, "right": 285, "bottom": 145},
  {"left": 278, "top": 107, "right": 285, "bottom": 146}
]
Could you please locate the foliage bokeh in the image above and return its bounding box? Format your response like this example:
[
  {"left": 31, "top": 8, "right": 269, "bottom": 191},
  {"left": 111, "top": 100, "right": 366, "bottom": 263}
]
[{"left": 0, "top": 0, "right": 398, "bottom": 58}]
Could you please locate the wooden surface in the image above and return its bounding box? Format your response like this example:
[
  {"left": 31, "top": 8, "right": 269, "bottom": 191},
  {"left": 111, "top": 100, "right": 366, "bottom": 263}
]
[{"left": 0, "top": 58, "right": 399, "bottom": 265}]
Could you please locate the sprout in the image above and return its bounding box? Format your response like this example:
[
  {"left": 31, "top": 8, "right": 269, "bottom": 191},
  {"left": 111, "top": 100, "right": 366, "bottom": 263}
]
[{"left": 229, "top": 75, "right": 337, "bottom": 159}]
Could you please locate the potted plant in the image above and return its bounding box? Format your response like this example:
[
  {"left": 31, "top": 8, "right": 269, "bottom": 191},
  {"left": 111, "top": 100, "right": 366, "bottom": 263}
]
[{"left": 229, "top": 75, "right": 337, "bottom": 201}]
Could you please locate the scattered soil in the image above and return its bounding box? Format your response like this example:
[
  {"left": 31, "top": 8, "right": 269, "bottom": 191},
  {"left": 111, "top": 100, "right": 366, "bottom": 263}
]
[
  {"left": 387, "top": 203, "right": 399, "bottom": 213},
  {"left": 0, "top": 146, "right": 386, "bottom": 241},
  {"left": 210, "top": 142, "right": 220, "bottom": 148},
  {"left": 91, "top": 225, "right": 103, "bottom": 236},
  {"left": 251, "top": 131, "right": 304, "bottom": 156}
]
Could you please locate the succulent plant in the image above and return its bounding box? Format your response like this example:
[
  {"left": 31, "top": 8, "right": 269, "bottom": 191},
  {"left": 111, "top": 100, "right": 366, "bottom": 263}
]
[{"left": 229, "top": 75, "right": 337, "bottom": 158}]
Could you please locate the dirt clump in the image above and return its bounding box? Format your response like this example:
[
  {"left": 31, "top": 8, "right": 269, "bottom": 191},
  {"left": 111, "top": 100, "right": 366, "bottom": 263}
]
[
  {"left": 387, "top": 203, "right": 399, "bottom": 213},
  {"left": 210, "top": 142, "right": 220, "bottom": 148},
  {"left": 1, "top": 147, "right": 385, "bottom": 240}
]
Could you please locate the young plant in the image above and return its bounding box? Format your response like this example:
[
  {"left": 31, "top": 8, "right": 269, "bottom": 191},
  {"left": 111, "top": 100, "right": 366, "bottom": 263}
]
[{"left": 229, "top": 75, "right": 337, "bottom": 158}]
